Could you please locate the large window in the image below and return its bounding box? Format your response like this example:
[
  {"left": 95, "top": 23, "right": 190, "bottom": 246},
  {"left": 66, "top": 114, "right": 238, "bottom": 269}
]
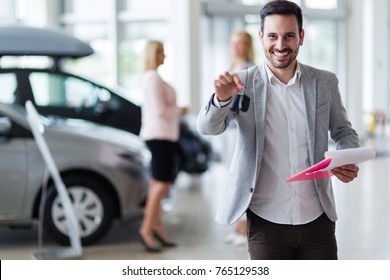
[
  {"left": 0, "top": 0, "right": 15, "bottom": 24},
  {"left": 117, "top": 1, "right": 172, "bottom": 104},
  {"left": 60, "top": 0, "right": 112, "bottom": 86},
  {"left": 2, "top": 0, "right": 361, "bottom": 116},
  {"left": 204, "top": 0, "right": 344, "bottom": 73},
  {"left": 118, "top": 23, "right": 171, "bottom": 104},
  {"left": 57, "top": 0, "right": 348, "bottom": 109},
  {"left": 59, "top": 0, "right": 172, "bottom": 104},
  {"left": 303, "top": 20, "right": 338, "bottom": 73},
  {"left": 202, "top": 0, "right": 346, "bottom": 102}
]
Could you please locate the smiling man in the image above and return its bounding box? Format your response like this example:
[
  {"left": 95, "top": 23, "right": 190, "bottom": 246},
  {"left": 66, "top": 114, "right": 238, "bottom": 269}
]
[
  {"left": 197, "top": 0, "right": 360, "bottom": 260},
  {"left": 260, "top": 10, "right": 302, "bottom": 83}
]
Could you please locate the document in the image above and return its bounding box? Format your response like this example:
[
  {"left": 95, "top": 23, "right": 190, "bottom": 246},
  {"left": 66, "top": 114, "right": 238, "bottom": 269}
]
[{"left": 286, "top": 146, "right": 376, "bottom": 182}]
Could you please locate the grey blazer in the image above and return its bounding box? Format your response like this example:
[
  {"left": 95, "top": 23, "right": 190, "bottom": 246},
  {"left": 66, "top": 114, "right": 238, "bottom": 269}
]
[{"left": 197, "top": 63, "right": 360, "bottom": 226}]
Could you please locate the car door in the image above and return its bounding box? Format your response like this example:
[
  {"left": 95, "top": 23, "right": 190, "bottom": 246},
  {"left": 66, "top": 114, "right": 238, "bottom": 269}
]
[{"left": 0, "top": 116, "right": 28, "bottom": 220}]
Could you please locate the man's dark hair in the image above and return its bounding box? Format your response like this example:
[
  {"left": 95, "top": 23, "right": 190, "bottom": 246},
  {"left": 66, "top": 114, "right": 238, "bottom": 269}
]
[{"left": 260, "top": 0, "right": 303, "bottom": 32}]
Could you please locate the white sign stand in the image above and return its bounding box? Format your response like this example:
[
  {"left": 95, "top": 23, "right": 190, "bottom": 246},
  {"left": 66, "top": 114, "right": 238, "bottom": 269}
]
[{"left": 25, "top": 101, "right": 82, "bottom": 259}]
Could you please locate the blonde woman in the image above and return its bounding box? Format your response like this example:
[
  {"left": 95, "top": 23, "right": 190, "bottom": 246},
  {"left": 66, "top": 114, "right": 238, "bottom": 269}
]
[
  {"left": 229, "top": 30, "right": 255, "bottom": 73},
  {"left": 139, "top": 40, "right": 186, "bottom": 252}
]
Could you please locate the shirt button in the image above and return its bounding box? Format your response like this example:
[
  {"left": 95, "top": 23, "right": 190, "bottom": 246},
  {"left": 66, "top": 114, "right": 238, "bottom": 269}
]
[{"left": 250, "top": 188, "right": 254, "bottom": 193}]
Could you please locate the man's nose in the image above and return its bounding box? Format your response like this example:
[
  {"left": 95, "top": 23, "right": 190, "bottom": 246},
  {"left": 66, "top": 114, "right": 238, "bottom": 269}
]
[{"left": 275, "top": 38, "right": 285, "bottom": 50}]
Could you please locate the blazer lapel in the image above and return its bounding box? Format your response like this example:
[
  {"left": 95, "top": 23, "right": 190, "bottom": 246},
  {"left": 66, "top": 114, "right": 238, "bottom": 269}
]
[
  {"left": 300, "top": 64, "right": 317, "bottom": 165},
  {"left": 254, "top": 64, "right": 268, "bottom": 129},
  {"left": 253, "top": 64, "right": 268, "bottom": 172}
]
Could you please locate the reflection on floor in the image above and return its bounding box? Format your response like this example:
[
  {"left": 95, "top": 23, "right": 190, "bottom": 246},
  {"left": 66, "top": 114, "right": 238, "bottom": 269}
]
[{"left": 1, "top": 137, "right": 389, "bottom": 260}]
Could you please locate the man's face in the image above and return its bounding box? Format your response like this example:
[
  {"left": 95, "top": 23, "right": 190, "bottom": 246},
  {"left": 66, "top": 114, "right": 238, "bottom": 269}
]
[{"left": 259, "top": 14, "right": 304, "bottom": 71}]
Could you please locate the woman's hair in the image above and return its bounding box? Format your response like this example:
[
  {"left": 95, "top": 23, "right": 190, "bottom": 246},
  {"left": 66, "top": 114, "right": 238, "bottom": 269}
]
[
  {"left": 142, "top": 40, "right": 164, "bottom": 72},
  {"left": 230, "top": 31, "right": 255, "bottom": 67}
]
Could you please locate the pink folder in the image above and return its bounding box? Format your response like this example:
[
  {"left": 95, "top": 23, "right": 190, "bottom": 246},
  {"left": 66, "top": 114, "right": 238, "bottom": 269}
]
[{"left": 286, "top": 147, "right": 376, "bottom": 182}]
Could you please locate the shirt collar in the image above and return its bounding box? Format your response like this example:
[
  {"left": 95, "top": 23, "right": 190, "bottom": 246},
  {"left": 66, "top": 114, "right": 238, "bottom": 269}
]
[{"left": 264, "top": 62, "right": 301, "bottom": 86}]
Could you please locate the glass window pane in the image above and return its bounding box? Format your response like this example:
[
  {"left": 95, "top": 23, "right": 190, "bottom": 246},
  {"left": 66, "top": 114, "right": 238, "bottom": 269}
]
[
  {"left": 0, "top": 0, "right": 15, "bottom": 21},
  {"left": 0, "top": 73, "right": 17, "bottom": 104},
  {"left": 63, "top": 23, "right": 111, "bottom": 84},
  {"left": 29, "top": 73, "right": 99, "bottom": 107},
  {"left": 63, "top": 0, "right": 110, "bottom": 17},
  {"left": 202, "top": 10, "right": 339, "bottom": 108},
  {"left": 68, "top": 23, "right": 107, "bottom": 42},
  {"left": 304, "top": 20, "right": 337, "bottom": 73},
  {"left": 305, "top": 0, "right": 338, "bottom": 9},
  {"left": 119, "top": 39, "right": 144, "bottom": 93},
  {"left": 124, "top": 0, "right": 169, "bottom": 13},
  {"left": 239, "top": 0, "right": 302, "bottom": 5},
  {"left": 121, "top": 22, "right": 169, "bottom": 42},
  {"left": 30, "top": 73, "right": 61, "bottom": 106},
  {"left": 240, "top": 0, "right": 268, "bottom": 5},
  {"left": 118, "top": 22, "right": 170, "bottom": 104}
]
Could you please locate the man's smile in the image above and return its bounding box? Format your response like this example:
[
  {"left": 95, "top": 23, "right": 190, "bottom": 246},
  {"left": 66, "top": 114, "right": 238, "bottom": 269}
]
[{"left": 272, "top": 49, "right": 290, "bottom": 59}]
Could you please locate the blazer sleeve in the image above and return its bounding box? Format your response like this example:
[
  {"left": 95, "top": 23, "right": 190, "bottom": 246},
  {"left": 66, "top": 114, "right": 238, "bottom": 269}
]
[{"left": 328, "top": 74, "right": 360, "bottom": 149}]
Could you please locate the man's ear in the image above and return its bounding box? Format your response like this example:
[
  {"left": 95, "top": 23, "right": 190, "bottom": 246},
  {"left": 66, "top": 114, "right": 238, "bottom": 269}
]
[
  {"left": 299, "top": 29, "right": 305, "bottom": 46},
  {"left": 259, "top": 30, "right": 264, "bottom": 45}
]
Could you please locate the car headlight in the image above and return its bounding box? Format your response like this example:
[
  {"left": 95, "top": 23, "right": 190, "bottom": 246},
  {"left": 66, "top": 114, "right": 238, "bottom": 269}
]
[{"left": 119, "top": 148, "right": 151, "bottom": 169}]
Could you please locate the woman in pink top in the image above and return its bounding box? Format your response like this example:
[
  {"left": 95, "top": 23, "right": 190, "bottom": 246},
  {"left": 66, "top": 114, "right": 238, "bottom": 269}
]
[{"left": 139, "top": 40, "right": 185, "bottom": 252}]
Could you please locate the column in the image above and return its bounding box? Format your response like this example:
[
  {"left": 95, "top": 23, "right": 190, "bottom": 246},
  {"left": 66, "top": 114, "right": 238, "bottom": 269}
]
[
  {"left": 346, "top": 0, "right": 365, "bottom": 139},
  {"left": 170, "top": 0, "right": 202, "bottom": 113}
]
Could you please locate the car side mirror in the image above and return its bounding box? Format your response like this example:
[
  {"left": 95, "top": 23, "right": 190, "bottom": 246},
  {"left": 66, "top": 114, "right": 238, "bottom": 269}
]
[{"left": 0, "top": 117, "right": 12, "bottom": 134}]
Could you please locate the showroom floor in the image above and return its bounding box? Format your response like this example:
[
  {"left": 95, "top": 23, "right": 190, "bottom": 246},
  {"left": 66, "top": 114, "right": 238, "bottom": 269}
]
[{"left": 1, "top": 136, "right": 390, "bottom": 260}]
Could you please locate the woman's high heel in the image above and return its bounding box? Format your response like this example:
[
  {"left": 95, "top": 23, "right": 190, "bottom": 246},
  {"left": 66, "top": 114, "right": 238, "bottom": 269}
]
[
  {"left": 153, "top": 232, "right": 177, "bottom": 247},
  {"left": 138, "top": 233, "right": 162, "bottom": 253}
]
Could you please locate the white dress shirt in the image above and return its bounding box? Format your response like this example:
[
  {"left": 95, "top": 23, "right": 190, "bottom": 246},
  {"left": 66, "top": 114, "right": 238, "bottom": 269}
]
[{"left": 248, "top": 63, "right": 324, "bottom": 225}]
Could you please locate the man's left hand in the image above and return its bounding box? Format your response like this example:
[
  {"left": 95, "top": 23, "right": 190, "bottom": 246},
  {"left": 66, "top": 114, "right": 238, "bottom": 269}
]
[{"left": 331, "top": 164, "right": 359, "bottom": 183}]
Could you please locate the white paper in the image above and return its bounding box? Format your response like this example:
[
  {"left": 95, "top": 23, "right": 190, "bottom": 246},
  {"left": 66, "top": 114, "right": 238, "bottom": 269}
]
[{"left": 321, "top": 146, "right": 376, "bottom": 171}]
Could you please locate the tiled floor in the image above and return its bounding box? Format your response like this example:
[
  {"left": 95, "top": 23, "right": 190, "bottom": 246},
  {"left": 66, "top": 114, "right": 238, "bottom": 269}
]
[{"left": 1, "top": 136, "right": 389, "bottom": 260}]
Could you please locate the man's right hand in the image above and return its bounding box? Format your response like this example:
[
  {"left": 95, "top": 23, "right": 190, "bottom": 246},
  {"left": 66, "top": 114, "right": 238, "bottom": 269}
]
[{"left": 214, "top": 71, "right": 244, "bottom": 102}]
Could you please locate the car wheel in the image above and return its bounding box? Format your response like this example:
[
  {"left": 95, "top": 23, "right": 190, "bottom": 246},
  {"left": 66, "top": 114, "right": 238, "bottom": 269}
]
[{"left": 43, "top": 175, "right": 114, "bottom": 246}]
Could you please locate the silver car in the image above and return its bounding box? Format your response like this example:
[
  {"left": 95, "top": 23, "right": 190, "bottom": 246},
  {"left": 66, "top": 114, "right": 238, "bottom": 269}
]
[{"left": 0, "top": 102, "right": 150, "bottom": 245}]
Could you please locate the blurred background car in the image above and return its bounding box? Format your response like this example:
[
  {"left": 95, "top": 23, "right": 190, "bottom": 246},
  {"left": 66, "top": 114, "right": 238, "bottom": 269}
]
[
  {"left": 0, "top": 102, "right": 150, "bottom": 246},
  {"left": 0, "top": 25, "right": 212, "bottom": 175},
  {"left": 0, "top": 25, "right": 141, "bottom": 135}
]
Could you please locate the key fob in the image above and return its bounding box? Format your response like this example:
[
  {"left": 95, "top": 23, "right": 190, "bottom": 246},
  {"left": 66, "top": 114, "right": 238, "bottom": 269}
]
[
  {"left": 229, "top": 94, "right": 240, "bottom": 113},
  {"left": 239, "top": 95, "right": 250, "bottom": 112}
]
